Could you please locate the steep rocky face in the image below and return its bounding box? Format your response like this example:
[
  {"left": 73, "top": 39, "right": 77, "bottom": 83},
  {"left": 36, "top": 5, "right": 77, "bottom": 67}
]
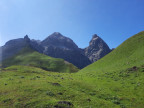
[
  {"left": 30, "top": 39, "right": 44, "bottom": 53},
  {"left": 41, "top": 32, "right": 79, "bottom": 50},
  {"left": 42, "top": 45, "right": 91, "bottom": 69},
  {"left": 0, "top": 33, "right": 111, "bottom": 69},
  {"left": 84, "top": 34, "right": 111, "bottom": 62},
  {"left": 0, "top": 35, "right": 31, "bottom": 61},
  {"left": 40, "top": 32, "right": 91, "bottom": 69}
]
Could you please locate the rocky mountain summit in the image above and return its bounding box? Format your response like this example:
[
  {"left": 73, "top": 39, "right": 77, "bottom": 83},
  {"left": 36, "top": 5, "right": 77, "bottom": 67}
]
[
  {"left": 84, "top": 34, "right": 111, "bottom": 62},
  {"left": 40, "top": 32, "right": 91, "bottom": 69},
  {"left": 0, "top": 35, "right": 30, "bottom": 61},
  {"left": 0, "top": 32, "right": 111, "bottom": 68},
  {"left": 41, "top": 32, "right": 79, "bottom": 50}
]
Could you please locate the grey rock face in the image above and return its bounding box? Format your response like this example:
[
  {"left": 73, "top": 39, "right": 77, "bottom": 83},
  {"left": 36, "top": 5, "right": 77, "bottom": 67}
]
[
  {"left": 30, "top": 39, "right": 44, "bottom": 53},
  {"left": 41, "top": 32, "right": 79, "bottom": 50},
  {"left": 42, "top": 45, "right": 91, "bottom": 69},
  {"left": 0, "top": 32, "right": 111, "bottom": 69},
  {"left": 84, "top": 34, "right": 111, "bottom": 62},
  {"left": 40, "top": 32, "right": 91, "bottom": 69},
  {"left": 24, "top": 35, "right": 30, "bottom": 42},
  {"left": 0, "top": 35, "right": 31, "bottom": 61}
]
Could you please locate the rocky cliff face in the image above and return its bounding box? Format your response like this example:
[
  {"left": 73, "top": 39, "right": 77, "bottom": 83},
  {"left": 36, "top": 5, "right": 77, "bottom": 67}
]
[
  {"left": 30, "top": 39, "right": 44, "bottom": 53},
  {"left": 84, "top": 34, "right": 111, "bottom": 62},
  {"left": 0, "top": 35, "right": 31, "bottom": 61},
  {"left": 41, "top": 32, "right": 79, "bottom": 50},
  {"left": 40, "top": 32, "right": 91, "bottom": 69},
  {"left": 0, "top": 33, "right": 111, "bottom": 69}
]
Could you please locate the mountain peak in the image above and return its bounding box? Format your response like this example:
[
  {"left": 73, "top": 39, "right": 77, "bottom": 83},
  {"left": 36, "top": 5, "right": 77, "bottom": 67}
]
[
  {"left": 24, "top": 35, "right": 29, "bottom": 39},
  {"left": 89, "top": 34, "right": 101, "bottom": 46},
  {"left": 85, "top": 34, "right": 111, "bottom": 62},
  {"left": 41, "top": 32, "right": 79, "bottom": 50},
  {"left": 92, "top": 34, "right": 99, "bottom": 39},
  {"left": 51, "top": 32, "right": 62, "bottom": 36},
  {"left": 24, "top": 35, "right": 30, "bottom": 42}
]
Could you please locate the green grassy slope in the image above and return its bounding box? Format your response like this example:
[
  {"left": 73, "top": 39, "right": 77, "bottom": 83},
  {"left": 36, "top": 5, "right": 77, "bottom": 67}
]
[
  {"left": 79, "top": 31, "right": 144, "bottom": 73},
  {"left": 75, "top": 31, "right": 144, "bottom": 107},
  {"left": 0, "top": 66, "right": 121, "bottom": 108},
  {"left": 2, "top": 47, "right": 79, "bottom": 73},
  {"left": 0, "top": 31, "right": 144, "bottom": 108}
]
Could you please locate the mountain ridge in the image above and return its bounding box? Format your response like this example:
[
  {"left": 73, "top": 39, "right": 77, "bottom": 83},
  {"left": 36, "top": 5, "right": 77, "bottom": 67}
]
[
  {"left": 0, "top": 31, "right": 144, "bottom": 107},
  {"left": 0, "top": 32, "right": 111, "bottom": 68}
]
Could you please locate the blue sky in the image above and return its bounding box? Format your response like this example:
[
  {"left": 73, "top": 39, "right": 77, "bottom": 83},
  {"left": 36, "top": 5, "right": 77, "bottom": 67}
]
[{"left": 0, "top": 0, "right": 144, "bottom": 48}]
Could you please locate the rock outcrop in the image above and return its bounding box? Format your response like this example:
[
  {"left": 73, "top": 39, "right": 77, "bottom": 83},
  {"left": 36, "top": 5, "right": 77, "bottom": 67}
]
[
  {"left": 40, "top": 32, "right": 91, "bottom": 69},
  {"left": 0, "top": 35, "right": 30, "bottom": 61},
  {"left": 41, "top": 32, "right": 79, "bottom": 50},
  {"left": 84, "top": 34, "right": 111, "bottom": 62}
]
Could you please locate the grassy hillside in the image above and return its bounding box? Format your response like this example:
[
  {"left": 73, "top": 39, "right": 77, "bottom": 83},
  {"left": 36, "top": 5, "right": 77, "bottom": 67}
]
[
  {"left": 0, "top": 66, "right": 122, "bottom": 108},
  {"left": 79, "top": 31, "right": 144, "bottom": 73},
  {"left": 0, "top": 31, "right": 144, "bottom": 108},
  {"left": 76, "top": 31, "right": 144, "bottom": 107},
  {"left": 2, "top": 47, "right": 79, "bottom": 73}
]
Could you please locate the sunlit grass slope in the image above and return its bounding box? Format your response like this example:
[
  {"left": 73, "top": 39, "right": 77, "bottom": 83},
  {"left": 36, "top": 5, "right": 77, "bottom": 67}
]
[
  {"left": 0, "top": 66, "right": 121, "bottom": 108},
  {"left": 2, "top": 47, "right": 79, "bottom": 73},
  {"left": 76, "top": 31, "right": 144, "bottom": 107},
  {"left": 0, "top": 31, "right": 144, "bottom": 108},
  {"left": 79, "top": 31, "right": 144, "bottom": 73}
]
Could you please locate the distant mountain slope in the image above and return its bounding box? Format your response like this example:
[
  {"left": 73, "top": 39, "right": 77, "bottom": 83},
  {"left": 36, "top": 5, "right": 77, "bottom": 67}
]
[
  {"left": 0, "top": 35, "right": 30, "bottom": 61},
  {"left": 2, "top": 47, "right": 79, "bottom": 73},
  {"left": 40, "top": 32, "right": 111, "bottom": 68},
  {"left": 40, "top": 32, "right": 91, "bottom": 69},
  {"left": 41, "top": 32, "right": 79, "bottom": 50},
  {"left": 0, "top": 32, "right": 111, "bottom": 69}
]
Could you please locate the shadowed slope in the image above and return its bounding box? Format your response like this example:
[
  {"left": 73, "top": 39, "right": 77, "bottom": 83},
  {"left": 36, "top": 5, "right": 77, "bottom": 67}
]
[{"left": 2, "top": 47, "right": 79, "bottom": 73}]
